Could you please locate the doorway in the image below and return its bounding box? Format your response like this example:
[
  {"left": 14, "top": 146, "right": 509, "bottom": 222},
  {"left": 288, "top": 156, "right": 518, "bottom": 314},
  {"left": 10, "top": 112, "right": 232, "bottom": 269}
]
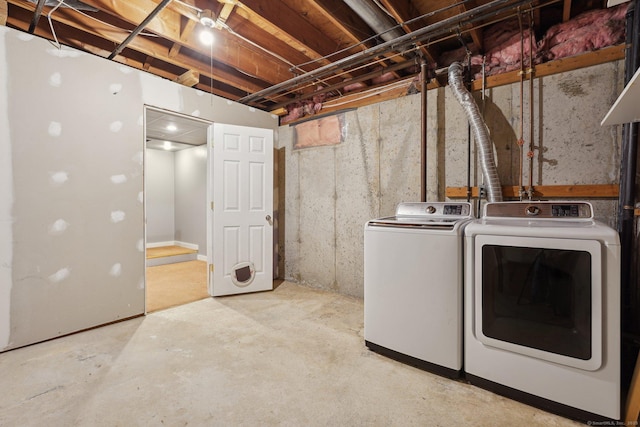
[{"left": 144, "top": 107, "right": 213, "bottom": 312}]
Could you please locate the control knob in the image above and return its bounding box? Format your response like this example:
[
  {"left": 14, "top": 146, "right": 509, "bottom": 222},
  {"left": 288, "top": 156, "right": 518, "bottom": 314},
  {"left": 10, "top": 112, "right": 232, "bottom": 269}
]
[{"left": 526, "top": 205, "right": 540, "bottom": 216}]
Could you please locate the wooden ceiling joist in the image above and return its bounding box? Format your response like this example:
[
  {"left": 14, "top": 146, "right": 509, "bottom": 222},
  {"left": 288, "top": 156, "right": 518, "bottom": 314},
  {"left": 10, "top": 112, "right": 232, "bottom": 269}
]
[
  {"left": 0, "top": 0, "right": 7, "bottom": 26},
  {"left": 77, "top": 0, "right": 293, "bottom": 84},
  {"left": 176, "top": 69, "right": 200, "bottom": 87},
  {"left": 3, "top": 0, "right": 624, "bottom": 114},
  {"left": 6, "top": 2, "right": 265, "bottom": 95}
]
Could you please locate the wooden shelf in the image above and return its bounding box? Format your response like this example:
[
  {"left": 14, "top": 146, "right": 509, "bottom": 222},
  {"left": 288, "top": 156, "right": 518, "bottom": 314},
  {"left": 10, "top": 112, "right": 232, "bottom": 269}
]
[
  {"left": 446, "top": 184, "right": 619, "bottom": 199},
  {"left": 602, "top": 65, "right": 640, "bottom": 126}
]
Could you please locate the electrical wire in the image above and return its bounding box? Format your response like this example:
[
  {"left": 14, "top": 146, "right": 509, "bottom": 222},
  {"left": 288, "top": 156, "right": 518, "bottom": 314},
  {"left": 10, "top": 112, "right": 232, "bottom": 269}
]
[
  {"left": 218, "top": 21, "right": 297, "bottom": 69},
  {"left": 47, "top": 0, "right": 65, "bottom": 49},
  {"left": 321, "top": 78, "right": 414, "bottom": 108},
  {"left": 45, "top": 0, "right": 159, "bottom": 51}
]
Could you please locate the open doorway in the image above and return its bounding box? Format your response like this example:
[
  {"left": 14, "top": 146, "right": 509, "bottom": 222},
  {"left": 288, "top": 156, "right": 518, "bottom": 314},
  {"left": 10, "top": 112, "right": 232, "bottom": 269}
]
[{"left": 144, "top": 107, "right": 213, "bottom": 312}]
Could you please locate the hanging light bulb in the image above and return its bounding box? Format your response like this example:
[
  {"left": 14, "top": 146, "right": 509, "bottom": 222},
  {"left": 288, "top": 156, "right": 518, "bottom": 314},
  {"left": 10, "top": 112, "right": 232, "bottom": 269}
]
[
  {"left": 198, "top": 9, "right": 216, "bottom": 46},
  {"left": 199, "top": 29, "right": 215, "bottom": 46}
]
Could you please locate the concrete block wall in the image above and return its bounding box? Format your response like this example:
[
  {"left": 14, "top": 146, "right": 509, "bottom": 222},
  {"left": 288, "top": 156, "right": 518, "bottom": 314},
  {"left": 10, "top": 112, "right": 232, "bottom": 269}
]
[{"left": 278, "top": 60, "right": 623, "bottom": 298}]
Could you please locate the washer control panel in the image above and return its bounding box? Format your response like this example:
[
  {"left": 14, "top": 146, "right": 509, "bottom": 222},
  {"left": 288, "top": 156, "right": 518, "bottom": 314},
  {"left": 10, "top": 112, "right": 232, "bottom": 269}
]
[{"left": 396, "top": 202, "right": 472, "bottom": 218}]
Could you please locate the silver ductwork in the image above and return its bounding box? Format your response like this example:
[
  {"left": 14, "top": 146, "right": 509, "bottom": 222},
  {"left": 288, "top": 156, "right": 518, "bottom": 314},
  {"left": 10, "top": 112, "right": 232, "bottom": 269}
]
[
  {"left": 448, "top": 62, "right": 503, "bottom": 202},
  {"left": 343, "top": 0, "right": 405, "bottom": 42}
]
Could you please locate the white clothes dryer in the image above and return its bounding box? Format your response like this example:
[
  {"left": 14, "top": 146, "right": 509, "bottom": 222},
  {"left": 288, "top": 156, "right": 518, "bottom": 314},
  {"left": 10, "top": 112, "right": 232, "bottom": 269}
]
[
  {"left": 364, "top": 202, "right": 473, "bottom": 378},
  {"left": 464, "top": 201, "right": 620, "bottom": 422}
]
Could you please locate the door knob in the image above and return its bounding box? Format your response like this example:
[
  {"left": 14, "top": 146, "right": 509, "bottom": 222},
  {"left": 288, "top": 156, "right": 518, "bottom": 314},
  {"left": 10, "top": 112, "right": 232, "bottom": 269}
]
[{"left": 266, "top": 214, "right": 273, "bottom": 225}]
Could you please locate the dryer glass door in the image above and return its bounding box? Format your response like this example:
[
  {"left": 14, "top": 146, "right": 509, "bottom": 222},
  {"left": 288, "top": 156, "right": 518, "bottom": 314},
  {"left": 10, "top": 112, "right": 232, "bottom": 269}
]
[{"left": 474, "top": 235, "right": 602, "bottom": 371}]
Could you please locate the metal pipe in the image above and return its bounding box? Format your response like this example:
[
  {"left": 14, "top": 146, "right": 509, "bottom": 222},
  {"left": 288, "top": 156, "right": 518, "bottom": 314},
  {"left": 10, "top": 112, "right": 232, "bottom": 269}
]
[
  {"left": 239, "top": 0, "right": 548, "bottom": 105},
  {"left": 28, "top": 0, "right": 47, "bottom": 34},
  {"left": 448, "top": 62, "right": 502, "bottom": 202},
  {"left": 527, "top": 7, "right": 535, "bottom": 200},
  {"left": 344, "top": 0, "right": 405, "bottom": 42},
  {"left": 466, "top": 55, "right": 472, "bottom": 203},
  {"left": 517, "top": 10, "right": 525, "bottom": 200},
  {"left": 108, "top": 0, "right": 173, "bottom": 60},
  {"left": 619, "top": 0, "right": 640, "bottom": 333},
  {"left": 421, "top": 60, "right": 428, "bottom": 202}
]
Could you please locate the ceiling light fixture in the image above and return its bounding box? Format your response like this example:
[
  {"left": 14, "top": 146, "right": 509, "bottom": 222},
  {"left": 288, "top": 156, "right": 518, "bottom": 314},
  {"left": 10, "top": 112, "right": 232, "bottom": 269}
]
[
  {"left": 163, "top": 141, "right": 172, "bottom": 150},
  {"left": 166, "top": 123, "right": 177, "bottom": 131},
  {"left": 199, "top": 9, "right": 216, "bottom": 28}
]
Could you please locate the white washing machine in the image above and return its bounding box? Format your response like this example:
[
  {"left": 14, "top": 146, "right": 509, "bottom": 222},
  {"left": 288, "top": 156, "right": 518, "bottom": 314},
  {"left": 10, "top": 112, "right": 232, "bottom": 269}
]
[
  {"left": 364, "top": 202, "right": 473, "bottom": 378},
  {"left": 464, "top": 201, "right": 620, "bottom": 422}
]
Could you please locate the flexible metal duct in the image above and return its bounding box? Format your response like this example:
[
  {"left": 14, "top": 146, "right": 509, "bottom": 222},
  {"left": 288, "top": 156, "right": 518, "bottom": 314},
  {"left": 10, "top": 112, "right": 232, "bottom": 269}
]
[{"left": 448, "top": 62, "right": 503, "bottom": 202}]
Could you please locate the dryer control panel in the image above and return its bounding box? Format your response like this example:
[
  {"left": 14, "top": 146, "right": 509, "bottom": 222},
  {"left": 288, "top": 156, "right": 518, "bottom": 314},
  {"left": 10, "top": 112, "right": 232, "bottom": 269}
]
[{"left": 484, "top": 201, "right": 593, "bottom": 219}]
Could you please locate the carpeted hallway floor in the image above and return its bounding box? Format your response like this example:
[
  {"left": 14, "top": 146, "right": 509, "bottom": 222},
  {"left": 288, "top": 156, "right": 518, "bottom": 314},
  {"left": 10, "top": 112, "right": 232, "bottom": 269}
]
[{"left": 146, "top": 260, "right": 209, "bottom": 312}]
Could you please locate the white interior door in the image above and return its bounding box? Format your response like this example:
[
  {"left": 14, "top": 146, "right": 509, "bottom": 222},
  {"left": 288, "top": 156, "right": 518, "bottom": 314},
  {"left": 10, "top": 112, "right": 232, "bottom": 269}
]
[{"left": 209, "top": 123, "right": 273, "bottom": 296}]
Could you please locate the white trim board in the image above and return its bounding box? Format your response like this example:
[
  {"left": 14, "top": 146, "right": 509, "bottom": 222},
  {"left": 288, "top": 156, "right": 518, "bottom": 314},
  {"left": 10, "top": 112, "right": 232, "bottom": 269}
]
[{"left": 146, "top": 240, "right": 199, "bottom": 251}]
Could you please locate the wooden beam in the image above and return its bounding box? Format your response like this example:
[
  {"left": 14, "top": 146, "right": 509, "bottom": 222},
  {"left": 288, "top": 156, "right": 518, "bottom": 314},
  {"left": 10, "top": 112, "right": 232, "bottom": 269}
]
[
  {"left": 308, "top": 0, "right": 374, "bottom": 53},
  {"left": 234, "top": 0, "right": 336, "bottom": 62},
  {"left": 6, "top": 2, "right": 266, "bottom": 95},
  {"left": 471, "top": 44, "right": 625, "bottom": 92},
  {"left": 455, "top": 0, "right": 484, "bottom": 54},
  {"left": 217, "top": 1, "right": 235, "bottom": 25},
  {"left": 168, "top": 42, "right": 182, "bottom": 58},
  {"left": 0, "top": 0, "right": 7, "bottom": 26},
  {"left": 279, "top": 76, "right": 417, "bottom": 124},
  {"left": 143, "top": 56, "right": 154, "bottom": 70},
  {"left": 176, "top": 69, "right": 200, "bottom": 87},
  {"left": 445, "top": 184, "right": 619, "bottom": 199},
  {"left": 77, "top": 0, "right": 292, "bottom": 85},
  {"left": 378, "top": 0, "right": 438, "bottom": 63},
  {"left": 562, "top": 0, "right": 573, "bottom": 22},
  {"left": 168, "top": 13, "right": 198, "bottom": 58}
]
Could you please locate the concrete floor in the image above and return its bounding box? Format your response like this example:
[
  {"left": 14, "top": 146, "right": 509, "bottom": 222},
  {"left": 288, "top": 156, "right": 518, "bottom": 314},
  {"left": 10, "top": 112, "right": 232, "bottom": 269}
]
[{"left": 0, "top": 281, "right": 581, "bottom": 426}]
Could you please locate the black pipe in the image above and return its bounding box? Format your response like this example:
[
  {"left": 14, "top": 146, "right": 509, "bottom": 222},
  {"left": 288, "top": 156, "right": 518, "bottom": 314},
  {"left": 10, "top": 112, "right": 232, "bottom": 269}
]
[
  {"left": 108, "top": 0, "right": 173, "bottom": 60},
  {"left": 619, "top": 0, "right": 640, "bottom": 334},
  {"left": 28, "top": 0, "right": 47, "bottom": 34}
]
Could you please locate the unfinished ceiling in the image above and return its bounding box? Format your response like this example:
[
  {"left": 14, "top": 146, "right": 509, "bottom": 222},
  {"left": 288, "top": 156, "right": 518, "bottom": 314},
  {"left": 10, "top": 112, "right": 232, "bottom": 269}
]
[{"left": 2, "top": 0, "right": 628, "bottom": 123}]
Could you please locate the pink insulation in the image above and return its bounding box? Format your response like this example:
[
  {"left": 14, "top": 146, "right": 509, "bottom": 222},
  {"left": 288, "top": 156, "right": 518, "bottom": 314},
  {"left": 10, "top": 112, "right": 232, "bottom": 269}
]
[
  {"left": 471, "top": 21, "right": 538, "bottom": 77},
  {"left": 343, "top": 81, "right": 367, "bottom": 92},
  {"left": 467, "top": 3, "right": 629, "bottom": 78},
  {"left": 283, "top": 4, "right": 629, "bottom": 123},
  {"left": 538, "top": 4, "right": 628, "bottom": 61}
]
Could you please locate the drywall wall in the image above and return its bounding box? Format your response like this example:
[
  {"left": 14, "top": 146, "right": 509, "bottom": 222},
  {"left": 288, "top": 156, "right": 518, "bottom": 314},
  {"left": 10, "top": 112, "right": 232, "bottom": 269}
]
[
  {"left": 279, "top": 60, "right": 623, "bottom": 298},
  {"left": 146, "top": 148, "right": 176, "bottom": 244},
  {"left": 0, "top": 26, "right": 277, "bottom": 352},
  {"left": 175, "top": 145, "right": 207, "bottom": 254},
  {"left": 0, "top": 27, "right": 12, "bottom": 349}
]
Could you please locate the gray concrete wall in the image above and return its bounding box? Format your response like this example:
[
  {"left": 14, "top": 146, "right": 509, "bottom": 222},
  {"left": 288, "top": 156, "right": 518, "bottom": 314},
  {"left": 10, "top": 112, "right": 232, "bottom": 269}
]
[{"left": 278, "top": 60, "right": 623, "bottom": 298}]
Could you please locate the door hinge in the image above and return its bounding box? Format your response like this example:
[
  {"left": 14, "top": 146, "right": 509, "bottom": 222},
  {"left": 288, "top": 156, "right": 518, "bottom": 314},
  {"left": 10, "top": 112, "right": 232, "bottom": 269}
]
[
  {"left": 210, "top": 264, "right": 214, "bottom": 272},
  {"left": 211, "top": 202, "right": 214, "bottom": 210}
]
